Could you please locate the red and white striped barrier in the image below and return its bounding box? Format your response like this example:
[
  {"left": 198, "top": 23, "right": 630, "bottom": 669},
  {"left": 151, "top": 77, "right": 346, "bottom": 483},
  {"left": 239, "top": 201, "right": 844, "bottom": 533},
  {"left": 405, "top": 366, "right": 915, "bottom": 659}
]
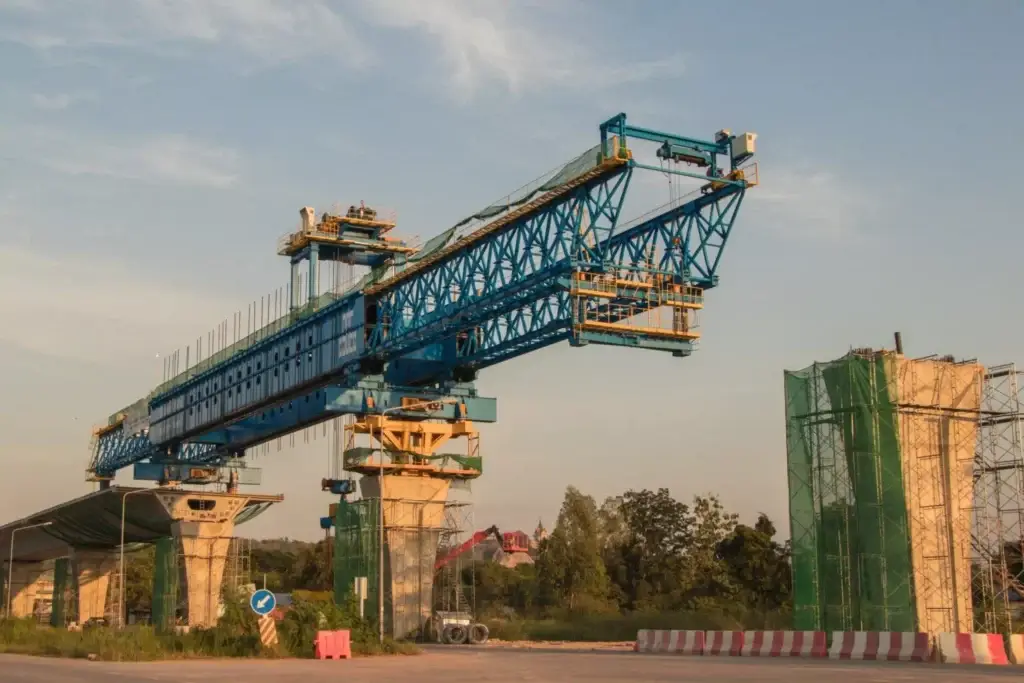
[
  {"left": 740, "top": 631, "right": 826, "bottom": 657},
  {"left": 936, "top": 633, "right": 1008, "bottom": 665},
  {"left": 828, "top": 632, "right": 932, "bottom": 661},
  {"left": 703, "top": 631, "right": 744, "bottom": 656},
  {"left": 634, "top": 630, "right": 704, "bottom": 654},
  {"left": 1007, "top": 634, "right": 1024, "bottom": 665}
]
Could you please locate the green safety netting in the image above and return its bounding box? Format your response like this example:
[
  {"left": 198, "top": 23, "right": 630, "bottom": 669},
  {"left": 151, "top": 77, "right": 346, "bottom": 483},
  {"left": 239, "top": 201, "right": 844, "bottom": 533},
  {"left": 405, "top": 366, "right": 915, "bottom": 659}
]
[
  {"left": 450, "top": 141, "right": 606, "bottom": 229},
  {"left": 785, "top": 352, "right": 916, "bottom": 633},
  {"left": 334, "top": 498, "right": 384, "bottom": 621},
  {"left": 50, "top": 557, "right": 70, "bottom": 627},
  {"left": 152, "top": 536, "right": 179, "bottom": 632}
]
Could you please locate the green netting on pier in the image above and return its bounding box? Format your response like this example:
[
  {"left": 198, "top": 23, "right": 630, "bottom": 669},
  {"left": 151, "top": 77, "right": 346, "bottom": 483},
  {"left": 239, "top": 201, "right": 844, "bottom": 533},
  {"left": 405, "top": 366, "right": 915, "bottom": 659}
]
[
  {"left": 152, "top": 537, "right": 179, "bottom": 632},
  {"left": 50, "top": 557, "right": 69, "bottom": 627},
  {"left": 334, "top": 499, "right": 385, "bottom": 628},
  {"left": 785, "top": 352, "right": 916, "bottom": 633}
]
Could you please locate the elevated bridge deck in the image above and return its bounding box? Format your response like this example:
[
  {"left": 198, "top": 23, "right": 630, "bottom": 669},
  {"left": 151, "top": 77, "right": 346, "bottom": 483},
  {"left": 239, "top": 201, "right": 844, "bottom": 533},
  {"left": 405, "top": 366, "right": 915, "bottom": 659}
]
[{"left": 0, "top": 487, "right": 280, "bottom": 563}]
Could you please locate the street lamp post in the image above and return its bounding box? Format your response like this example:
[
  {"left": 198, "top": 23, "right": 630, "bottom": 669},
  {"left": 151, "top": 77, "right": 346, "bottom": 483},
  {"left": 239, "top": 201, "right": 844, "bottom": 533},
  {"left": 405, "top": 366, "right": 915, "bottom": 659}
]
[
  {"left": 119, "top": 485, "right": 173, "bottom": 628},
  {"left": 6, "top": 521, "right": 53, "bottom": 619},
  {"left": 375, "top": 397, "right": 456, "bottom": 645}
]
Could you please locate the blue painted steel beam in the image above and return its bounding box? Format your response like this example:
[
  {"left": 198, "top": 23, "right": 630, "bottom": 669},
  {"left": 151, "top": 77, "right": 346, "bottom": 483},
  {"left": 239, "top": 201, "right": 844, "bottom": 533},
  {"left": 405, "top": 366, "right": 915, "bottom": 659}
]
[
  {"left": 90, "top": 382, "right": 496, "bottom": 478},
  {"left": 600, "top": 113, "right": 730, "bottom": 160},
  {"left": 88, "top": 114, "right": 755, "bottom": 480},
  {"left": 133, "top": 462, "right": 262, "bottom": 486}
]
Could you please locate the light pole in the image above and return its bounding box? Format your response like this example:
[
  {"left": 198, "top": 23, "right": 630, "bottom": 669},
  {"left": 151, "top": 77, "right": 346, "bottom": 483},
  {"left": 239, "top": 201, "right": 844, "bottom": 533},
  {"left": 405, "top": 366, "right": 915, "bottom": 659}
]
[
  {"left": 376, "top": 397, "right": 456, "bottom": 644},
  {"left": 119, "top": 485, "right": 174, "bottom": 628},
  {"left": 6, "top": 521, "right": 53, "bottom": 619}
]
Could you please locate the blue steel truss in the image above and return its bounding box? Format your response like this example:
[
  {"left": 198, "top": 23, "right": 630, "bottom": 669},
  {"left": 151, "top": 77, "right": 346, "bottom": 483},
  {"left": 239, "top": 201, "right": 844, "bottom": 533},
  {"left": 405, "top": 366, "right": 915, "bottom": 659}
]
[
  {"left": 604, "top": 189, "right": 747, "bottom": 289},
  {"left": 366, "top": 167, "right": 632, "bottom": 361},
  {"left": 88, "top": 113, "right": 756, "bottom": 479}
]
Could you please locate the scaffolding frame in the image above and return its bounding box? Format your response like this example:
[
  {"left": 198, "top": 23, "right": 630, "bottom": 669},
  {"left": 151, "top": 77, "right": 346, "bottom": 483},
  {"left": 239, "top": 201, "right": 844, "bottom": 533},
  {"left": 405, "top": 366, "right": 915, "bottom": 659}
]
[
  {"left": 787, "top": 351, "right": 1024, "bottom": 635},
  {"left": 434, "top": 498, "right": 475, "bottom": 617},
  {"left": 972, "top": 364, "right": 1024, "bottom": 633}
]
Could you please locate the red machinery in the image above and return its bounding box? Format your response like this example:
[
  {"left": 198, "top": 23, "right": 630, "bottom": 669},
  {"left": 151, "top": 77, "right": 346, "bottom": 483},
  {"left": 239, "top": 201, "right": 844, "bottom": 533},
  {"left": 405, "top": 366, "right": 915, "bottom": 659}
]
[{"left": 434, "top": 525, "right": 530, "bottom": 571}]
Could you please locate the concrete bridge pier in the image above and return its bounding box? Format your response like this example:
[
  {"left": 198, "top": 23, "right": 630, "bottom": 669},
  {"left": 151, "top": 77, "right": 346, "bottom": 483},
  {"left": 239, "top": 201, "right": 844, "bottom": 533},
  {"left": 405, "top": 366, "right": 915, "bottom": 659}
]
[
  {"left": 4, "top": 561, "right": 48, "bottom": 618},
  {"left": 156, "top": 491, "right": 250, "bottom": 629},
  {"left": 72, "top": 550, "right": 116, "bottom": 623},
  {"left": 360, "top": 475, "right": 450, "bottom": 638}
]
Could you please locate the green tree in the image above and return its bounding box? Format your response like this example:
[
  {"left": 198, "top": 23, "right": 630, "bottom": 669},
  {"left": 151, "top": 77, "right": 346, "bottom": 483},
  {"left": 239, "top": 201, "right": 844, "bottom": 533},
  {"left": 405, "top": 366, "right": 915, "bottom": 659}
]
[
  {"left": 294, "top": 540, "right": 332, "bottom": 591},
  {"left": 535, "top": 486, "right": 612, "bottom": 613},
  {"left": 124, "top": 546, "right": 155, "bottom": 615},
  {"left": 717, "top": 513, "right": 792, "bottom": 611},
  {"left": 467, "top": 562, "right": 538, "bottom": 617},
  {"left": 603, "top": 488, "right": 694, "bottom": 610},
  {"left": 682, "top": 494, "right": 739, "bottom": 605}
]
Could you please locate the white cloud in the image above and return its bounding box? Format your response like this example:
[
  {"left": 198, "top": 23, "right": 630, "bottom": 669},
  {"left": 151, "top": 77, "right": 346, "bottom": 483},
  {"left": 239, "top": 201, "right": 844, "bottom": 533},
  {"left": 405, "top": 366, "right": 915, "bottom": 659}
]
[
  {"left": 1, "top": 126, "right": 240, "bottom": 188},
  {"left": 0, "top": 244, "right": 236, "bottom": 365},
  {"left": 29, "top": 91, "right": 95, "bottom": 110},
  {"left": 0, "top": 0, "right": 368, "bottom": 66},
  {"left": 1, "top": 0, "right": 682, "bottom": 100},
  {"left": 357, "top": 0, "right": 684, "bottom": 99}
]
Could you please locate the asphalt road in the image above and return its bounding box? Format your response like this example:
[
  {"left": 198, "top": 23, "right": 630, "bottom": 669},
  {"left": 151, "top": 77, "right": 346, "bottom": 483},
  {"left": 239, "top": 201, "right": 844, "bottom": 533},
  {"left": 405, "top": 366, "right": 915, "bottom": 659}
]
[{"left": 3, "top": 647, "right": 1023, "bottom": 682}]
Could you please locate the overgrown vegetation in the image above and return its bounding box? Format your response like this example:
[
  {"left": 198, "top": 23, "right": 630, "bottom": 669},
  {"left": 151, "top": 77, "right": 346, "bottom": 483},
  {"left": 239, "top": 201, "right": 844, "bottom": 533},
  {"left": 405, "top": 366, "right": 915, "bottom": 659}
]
[
  {"left": 0, "top": 594, "right": 416, "bottom": 661},
  {"left": 470, "top": 486, "right": 793, "bottom": 641}
]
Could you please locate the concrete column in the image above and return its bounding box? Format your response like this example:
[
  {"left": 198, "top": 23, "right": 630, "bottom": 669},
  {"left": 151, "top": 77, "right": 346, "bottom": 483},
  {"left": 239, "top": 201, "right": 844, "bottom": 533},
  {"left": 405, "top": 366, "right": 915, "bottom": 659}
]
[
  {"left": 156, "top": 492, "right": 249, "bottom": 629},
  {"left": 360, "top": 475, "right": 450, "bottom": 638},
  {"left": 5, "top": 561, "right": 47, "bottom": 618},
  {"left": 73, "top": 550, "right": 116, "bottom": 623}
]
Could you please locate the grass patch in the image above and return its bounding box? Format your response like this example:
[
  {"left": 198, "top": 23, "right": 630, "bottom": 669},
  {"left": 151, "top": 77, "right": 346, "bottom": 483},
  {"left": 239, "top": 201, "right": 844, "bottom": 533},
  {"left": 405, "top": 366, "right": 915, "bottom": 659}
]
[
  {"left": 486, "top": 608, "right": 792, "bottom": 642},
  {"left": 0, "top": 618, "right": 265, "bottom": 661},
  {"left": 0, "top": 596, "right": 420, "bottom": 661}
]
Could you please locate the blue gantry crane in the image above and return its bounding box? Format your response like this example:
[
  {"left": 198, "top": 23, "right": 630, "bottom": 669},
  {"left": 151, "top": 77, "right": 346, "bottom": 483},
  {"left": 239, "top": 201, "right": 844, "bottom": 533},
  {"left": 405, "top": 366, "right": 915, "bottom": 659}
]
[{"left": 86, "top": 114, "right": 758, "bottom": 487}]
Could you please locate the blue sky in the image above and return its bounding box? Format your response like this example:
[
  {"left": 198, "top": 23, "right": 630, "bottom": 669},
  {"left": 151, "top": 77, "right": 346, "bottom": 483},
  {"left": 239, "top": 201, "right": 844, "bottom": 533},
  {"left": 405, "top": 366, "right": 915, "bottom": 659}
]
[{"left": 0, "top": 0, "right": 1022, "bottom": 540}]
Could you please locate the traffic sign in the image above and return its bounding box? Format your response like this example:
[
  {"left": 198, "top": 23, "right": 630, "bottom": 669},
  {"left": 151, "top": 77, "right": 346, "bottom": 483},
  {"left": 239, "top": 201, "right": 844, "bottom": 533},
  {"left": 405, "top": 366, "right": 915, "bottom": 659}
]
[{"left": 250, "top": 589, "right": 277, "bottom": 616}]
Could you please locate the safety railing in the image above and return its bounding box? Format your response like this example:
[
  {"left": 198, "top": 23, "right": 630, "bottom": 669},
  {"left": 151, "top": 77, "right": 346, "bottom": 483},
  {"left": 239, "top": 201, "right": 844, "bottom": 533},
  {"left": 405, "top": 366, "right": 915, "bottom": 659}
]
[
  {"left": 575, "top": 300, "right": 700, "bottom": 340},
  {"left": 570, "top": 271, "right": 617, "bottom": 296}
]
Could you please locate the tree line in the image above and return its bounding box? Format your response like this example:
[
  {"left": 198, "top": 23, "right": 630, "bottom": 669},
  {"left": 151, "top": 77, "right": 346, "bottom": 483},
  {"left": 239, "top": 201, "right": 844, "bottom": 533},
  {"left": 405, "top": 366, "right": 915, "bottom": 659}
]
[
  {"left": 469, "top": 486, "right": 792, "bottom": 620},
  {"left": 120, "top": 486, "right": 791, "bottom": 624}
]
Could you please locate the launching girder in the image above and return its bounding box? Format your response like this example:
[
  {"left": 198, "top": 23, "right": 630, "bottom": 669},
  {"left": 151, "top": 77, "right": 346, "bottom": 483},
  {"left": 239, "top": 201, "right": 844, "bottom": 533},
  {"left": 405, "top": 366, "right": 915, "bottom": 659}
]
[{"left": 87, "top": 113, "right": 757, "bottom": 480}]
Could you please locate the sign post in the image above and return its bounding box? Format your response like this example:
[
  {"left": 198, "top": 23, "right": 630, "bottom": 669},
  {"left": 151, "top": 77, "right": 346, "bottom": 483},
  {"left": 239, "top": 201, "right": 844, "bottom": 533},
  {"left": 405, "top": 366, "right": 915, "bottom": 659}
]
[{"left": 249, "top": 589, "right": 278, "bottom": 649}]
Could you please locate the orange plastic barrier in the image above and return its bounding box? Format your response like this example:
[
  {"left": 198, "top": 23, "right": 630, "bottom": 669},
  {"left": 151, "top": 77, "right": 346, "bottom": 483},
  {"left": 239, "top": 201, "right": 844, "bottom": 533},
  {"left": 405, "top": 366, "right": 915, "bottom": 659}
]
[{"left": 314, "top": 630, "right": 352, "bottom": 660}]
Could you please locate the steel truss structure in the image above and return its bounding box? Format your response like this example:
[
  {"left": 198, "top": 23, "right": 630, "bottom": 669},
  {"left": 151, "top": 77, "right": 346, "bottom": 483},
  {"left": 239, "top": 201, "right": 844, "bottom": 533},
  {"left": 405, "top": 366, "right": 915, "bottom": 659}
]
[{"left": 86, "top": 113, "right": 758, "bottom": 481}]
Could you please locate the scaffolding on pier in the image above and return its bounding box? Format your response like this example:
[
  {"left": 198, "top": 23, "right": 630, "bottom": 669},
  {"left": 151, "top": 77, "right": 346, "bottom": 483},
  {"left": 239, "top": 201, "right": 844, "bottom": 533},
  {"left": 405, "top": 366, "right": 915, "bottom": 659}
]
[
  {"left": 785, "top": 349, "right": 991, "bottom": 635},
  {"left": 971, "top": 364, "right": 1024, "bottom": 633},
  {"left": 333, "top": 489, "right": 474, "bottom": 639}
]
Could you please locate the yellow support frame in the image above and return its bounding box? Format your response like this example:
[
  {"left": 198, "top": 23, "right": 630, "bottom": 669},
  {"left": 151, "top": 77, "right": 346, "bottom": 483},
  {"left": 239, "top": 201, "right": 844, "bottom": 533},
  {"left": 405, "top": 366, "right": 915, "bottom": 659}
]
[
  {"left": 343, "top": 416, "right": 481, "bottom": 479},
  {"left": 352, "top": 416, "right": 476, "bottom": 458}
]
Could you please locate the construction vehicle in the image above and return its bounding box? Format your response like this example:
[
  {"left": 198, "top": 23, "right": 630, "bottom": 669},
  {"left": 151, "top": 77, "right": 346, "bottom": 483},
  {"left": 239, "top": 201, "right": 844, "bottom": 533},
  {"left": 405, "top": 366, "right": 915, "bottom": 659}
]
[{"left": 429, "top": 525, "right": 532, "bottom": 644}]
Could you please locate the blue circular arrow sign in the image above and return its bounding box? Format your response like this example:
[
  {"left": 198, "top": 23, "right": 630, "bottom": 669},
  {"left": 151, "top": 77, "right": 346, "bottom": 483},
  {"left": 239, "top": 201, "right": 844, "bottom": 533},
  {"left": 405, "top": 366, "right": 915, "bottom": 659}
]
[{"left": 250, "top": 588, "right": 277, "bottom": 616}]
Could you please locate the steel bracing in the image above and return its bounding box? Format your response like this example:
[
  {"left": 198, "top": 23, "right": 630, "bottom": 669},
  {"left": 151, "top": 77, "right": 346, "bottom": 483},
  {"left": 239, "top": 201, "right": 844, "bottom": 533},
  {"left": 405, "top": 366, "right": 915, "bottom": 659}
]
[{"left": 87, "top": 113, "right": 757, "bottom": 481}]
